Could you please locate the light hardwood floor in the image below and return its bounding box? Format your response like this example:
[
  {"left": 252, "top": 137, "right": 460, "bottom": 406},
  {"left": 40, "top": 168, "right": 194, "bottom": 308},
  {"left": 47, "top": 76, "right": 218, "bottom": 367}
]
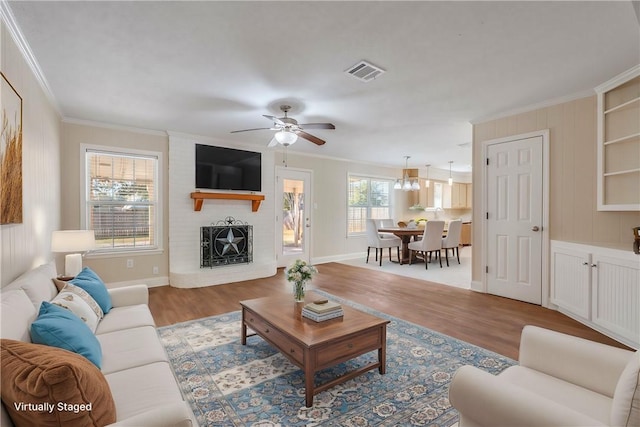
[{"left": 149, "top": 262, "right": 630, "bottom": 360}]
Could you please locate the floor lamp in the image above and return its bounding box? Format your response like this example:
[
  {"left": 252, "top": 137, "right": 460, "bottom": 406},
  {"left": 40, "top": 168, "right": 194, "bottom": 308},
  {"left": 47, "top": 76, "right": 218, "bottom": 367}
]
[{"left": 51, "top": 230, "right": 96, "bottom": 277}]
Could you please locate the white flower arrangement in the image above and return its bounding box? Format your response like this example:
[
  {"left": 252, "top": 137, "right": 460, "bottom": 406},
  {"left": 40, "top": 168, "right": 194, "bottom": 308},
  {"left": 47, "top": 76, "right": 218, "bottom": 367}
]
[
  {"left": 286, "top": 259, "right": 318, "bottom": 301},
  {"left": 286, "top": 259, "right": 318, "bottom": 283}
]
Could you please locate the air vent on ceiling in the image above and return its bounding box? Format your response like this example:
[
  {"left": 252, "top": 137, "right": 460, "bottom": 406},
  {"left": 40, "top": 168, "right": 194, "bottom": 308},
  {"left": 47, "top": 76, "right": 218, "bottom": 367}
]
[{"left": 345, "top": 60, "right": 386, "bottom": 82}]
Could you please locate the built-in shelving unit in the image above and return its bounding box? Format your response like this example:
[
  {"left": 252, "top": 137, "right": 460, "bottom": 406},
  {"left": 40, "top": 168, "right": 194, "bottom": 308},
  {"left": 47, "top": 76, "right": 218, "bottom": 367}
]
[
  {"left": 596, "top": 65, "right": 640, "bottom": 211},
  {"left": 190, "top": 192, "right": 265, "bottom": 212}
]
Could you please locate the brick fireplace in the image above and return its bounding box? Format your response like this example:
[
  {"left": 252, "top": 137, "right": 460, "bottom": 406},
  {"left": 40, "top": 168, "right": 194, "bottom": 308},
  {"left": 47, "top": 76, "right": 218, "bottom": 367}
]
[{"left": 168, "top": 134, "right": 276, "bottom": 288}]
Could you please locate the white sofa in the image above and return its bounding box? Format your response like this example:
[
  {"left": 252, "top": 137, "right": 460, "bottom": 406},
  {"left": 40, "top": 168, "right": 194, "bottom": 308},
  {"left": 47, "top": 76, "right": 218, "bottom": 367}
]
[
  {"left": 0, "top": 261, "right": 195, "bottom": 427},
  {"left": 449, "top": 325, "right": 640, "bottom": 427}
]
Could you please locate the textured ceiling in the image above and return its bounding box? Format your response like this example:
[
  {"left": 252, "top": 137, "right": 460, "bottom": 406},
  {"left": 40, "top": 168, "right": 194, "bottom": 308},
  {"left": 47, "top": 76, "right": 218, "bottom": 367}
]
[{"left": 5, "top": 1, "right": 640, "bottom": 172}]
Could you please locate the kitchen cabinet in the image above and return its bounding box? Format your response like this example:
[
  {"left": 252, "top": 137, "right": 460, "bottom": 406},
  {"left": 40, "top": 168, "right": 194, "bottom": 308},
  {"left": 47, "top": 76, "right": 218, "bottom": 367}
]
[
  {"left": 409, "top": 179, "right": 435, "bottom": 209},
  {"left": 550, "top": 241, "right": 639, "bottom": 349},
  {"left": 443, "top": 182, "right": 470, "bottom": 209},
  {"left": 460, "top": 222, "right": 472, "bottom": 246},
  {"left": 465, "top": 183, "right": 472, "bottom": 208},
  {"left": 411, "top": 181, "right": 472, "bottom": 210}
]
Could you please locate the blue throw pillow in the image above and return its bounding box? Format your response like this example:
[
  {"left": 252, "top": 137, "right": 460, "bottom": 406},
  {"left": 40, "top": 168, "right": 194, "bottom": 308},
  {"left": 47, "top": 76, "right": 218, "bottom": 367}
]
[
  {"left": 30, "top": 302, "right": 102, "bottom": 368},
  {"left": 70, "top": 267, "right": 112, "bottom": 313}
]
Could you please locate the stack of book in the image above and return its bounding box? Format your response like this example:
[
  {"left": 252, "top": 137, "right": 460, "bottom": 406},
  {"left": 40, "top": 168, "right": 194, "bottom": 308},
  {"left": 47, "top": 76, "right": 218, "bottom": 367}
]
[{"left": 302, "top": 299, "right": 343, "bottom": 322}]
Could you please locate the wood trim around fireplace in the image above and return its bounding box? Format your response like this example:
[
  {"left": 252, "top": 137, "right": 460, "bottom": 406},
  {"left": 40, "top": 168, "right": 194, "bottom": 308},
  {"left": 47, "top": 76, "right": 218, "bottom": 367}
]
[{"left": 190, "top": 192, "right": 265, "bottom": 212}]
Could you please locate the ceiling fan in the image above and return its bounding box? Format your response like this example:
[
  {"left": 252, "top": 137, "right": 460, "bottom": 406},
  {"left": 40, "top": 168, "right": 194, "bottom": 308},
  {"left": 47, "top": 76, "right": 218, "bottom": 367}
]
[{"left": 231, "top": 105, "right": 335, "bottom": 147}]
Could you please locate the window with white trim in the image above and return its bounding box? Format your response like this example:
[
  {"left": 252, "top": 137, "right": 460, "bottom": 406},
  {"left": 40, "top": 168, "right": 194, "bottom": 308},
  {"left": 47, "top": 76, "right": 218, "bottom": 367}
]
[
  {"left": 82, "top": 146, "right": 161, "bottom": 252},
  {"left": 347, "top": 175, "right": 393, "bottom": 234}
]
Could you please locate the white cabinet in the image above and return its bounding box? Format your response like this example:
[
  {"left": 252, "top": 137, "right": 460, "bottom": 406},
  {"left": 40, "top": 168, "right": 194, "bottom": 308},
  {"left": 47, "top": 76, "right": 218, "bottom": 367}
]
[
  {"left": 592, "top": 254, "right": 640, "bottom": 344},
  {"left": 551, "top": 245, "right": 591, "bottom": 319},
  {"left": 551, "top": 241, "right": 640, "bottom": 349}
]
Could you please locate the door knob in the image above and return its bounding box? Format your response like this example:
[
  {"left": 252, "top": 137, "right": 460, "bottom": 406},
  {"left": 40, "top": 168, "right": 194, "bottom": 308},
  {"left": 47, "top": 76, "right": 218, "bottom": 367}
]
[{"left": 532, "top": 226, "right": 540, "bottom": 232}]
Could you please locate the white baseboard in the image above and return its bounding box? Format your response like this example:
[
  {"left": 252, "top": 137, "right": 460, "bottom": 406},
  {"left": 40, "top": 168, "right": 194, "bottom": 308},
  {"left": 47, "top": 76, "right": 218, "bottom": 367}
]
[
  {"left": 312, "top": 253, "right": 364, "bottom": 265},
  {"left": 106, "top": 276, "right": 169, "bottom": 289},
  {"left": 470, "top": 280, "right": 484, "bottom": 292}
]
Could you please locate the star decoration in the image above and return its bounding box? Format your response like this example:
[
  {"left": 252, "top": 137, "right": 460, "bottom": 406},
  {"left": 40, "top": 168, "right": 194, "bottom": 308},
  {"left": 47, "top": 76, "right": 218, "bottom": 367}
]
[{"left": 216, "top": 228, "right": 244, "bottom": 256}]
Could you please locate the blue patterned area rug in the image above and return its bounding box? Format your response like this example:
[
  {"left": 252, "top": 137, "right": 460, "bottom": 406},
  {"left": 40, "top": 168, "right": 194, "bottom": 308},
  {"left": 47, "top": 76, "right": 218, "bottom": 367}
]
[{"left": 158, "top": 291, "right": 514, "bottom": 426}]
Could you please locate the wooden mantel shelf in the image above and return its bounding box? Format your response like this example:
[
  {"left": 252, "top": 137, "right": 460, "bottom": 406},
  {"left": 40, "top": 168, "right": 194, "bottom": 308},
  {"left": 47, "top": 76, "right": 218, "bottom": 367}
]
[{"left": 190, "top": 192, "right": 265, "bottom": 212}]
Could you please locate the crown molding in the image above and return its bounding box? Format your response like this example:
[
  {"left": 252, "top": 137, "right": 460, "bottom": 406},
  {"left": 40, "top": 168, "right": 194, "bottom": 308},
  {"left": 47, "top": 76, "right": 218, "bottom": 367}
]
[
  {"left": 0, "top": 0, "right": 60, "bottom": 113},
  {"left": 63, "top": 117, "right": 168, "bottom": 137},
  {"left": 470, "top": 89, "right": 595, "bottom": 125},
  {"left": 594, "top": 64, "right": 640, "bottom": 94}
]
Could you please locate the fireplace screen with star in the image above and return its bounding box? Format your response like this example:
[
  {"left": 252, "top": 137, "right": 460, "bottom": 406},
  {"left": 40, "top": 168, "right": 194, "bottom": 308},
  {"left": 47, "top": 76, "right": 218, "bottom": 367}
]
[{"left": 201, "top": 218, "right": 253, "bottom": 268}]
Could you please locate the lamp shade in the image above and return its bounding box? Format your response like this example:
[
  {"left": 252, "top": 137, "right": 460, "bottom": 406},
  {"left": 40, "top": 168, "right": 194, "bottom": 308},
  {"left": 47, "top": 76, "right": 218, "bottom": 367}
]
[
  {"left": 51, "top": 230, "right": 96, "bottom": 253},
  {"left": 274, "top": 130, "right": 298, "bottom": 146}
]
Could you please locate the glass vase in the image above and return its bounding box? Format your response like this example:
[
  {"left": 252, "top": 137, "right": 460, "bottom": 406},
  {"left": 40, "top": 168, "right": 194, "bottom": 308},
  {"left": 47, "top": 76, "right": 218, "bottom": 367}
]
[{"left": 293, "top": 281, "right": 306, "bottom": 302}]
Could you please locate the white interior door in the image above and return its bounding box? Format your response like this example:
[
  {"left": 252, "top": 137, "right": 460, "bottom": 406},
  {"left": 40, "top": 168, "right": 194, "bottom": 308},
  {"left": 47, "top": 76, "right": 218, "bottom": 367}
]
[
  {"left": 276, "top": 167, "right": 312, "bottom": 268},
  {"left": 486, "top": 135, "right": 543, "bottom": 304}
]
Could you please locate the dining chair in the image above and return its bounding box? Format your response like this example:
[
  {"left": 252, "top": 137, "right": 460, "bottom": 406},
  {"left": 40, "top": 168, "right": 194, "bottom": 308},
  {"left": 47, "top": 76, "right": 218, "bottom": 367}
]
[
  {"left": 366, "top": 219, "right": 401, "bottom": 266},
  {"left": 407, "top": 220, "right": 445, "bottom": 269},
  {"left": 379, "top": 219, "right": 395, "bottom": 228},
  {"left": 442, "top": 219, "right": 462, "bottom": 266},
  {"left": 377, "top": 219, "right": 396, "bottom": 239}
]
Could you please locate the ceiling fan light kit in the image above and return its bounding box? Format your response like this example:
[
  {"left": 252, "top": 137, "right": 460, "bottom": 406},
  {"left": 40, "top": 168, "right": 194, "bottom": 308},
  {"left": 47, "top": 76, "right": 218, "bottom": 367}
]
[
  {"left": 231, "top": 104, "right": 335, "bottom": 148},
  {"left": 274, "top": 130, "right": 298, "bottom": 146}
]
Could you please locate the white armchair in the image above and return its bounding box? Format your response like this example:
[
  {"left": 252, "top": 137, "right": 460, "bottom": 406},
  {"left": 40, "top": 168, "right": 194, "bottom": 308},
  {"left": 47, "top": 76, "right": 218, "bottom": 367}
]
[{"left": 449, "top": 325, "right": 639, "bottom": 427}]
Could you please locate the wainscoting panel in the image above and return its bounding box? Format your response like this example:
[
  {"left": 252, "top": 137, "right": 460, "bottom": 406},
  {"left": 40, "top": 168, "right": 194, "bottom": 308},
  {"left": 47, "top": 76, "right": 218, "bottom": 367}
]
[{"left": 592, "top": 255, "right": 640, "bottom": 345}]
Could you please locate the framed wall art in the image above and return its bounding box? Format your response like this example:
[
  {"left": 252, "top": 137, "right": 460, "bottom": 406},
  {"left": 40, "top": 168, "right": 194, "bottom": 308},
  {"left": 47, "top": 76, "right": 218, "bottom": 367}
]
[{"left": 1, "top": 72, "right": 23, "bottom": 225}]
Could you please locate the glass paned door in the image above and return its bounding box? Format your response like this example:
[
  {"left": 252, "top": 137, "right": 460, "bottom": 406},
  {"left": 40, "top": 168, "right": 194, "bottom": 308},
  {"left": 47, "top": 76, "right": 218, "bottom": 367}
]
[{"left": 277, "top": 168, "right": 311, "bottom": 268}]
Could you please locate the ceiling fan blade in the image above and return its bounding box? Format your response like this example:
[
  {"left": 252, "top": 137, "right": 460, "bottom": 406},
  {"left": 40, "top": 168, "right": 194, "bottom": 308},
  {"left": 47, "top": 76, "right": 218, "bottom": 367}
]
[
  {"left": 267, "top": 137, "right": 278, "bottom": 148},
  {"left": 230, "top": 127, "right": 273, "bottom": 133},
  {"left": 295, "top": 130, "right": 326, "bottom": 146},
  {"left": 299, "top": 123, "right": 336, "bottom": 130},
  {"left": 263, "top": 115, "right": 285, "bottom": 126}
]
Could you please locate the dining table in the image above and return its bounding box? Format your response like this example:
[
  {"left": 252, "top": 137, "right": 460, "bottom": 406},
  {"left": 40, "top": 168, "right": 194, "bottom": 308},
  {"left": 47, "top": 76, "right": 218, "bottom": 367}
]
[
  {"left": 378, "top": 227, "right": 425, "bottom": 264},
  {"left": 379, "top": 225, "right": 449, "bottom": 264}
]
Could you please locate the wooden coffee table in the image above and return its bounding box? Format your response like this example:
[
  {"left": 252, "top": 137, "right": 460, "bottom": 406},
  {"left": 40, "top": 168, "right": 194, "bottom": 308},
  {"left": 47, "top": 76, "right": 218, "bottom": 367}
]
[{"left": 240, "top": 291, "right": 389, "bottom": 407}]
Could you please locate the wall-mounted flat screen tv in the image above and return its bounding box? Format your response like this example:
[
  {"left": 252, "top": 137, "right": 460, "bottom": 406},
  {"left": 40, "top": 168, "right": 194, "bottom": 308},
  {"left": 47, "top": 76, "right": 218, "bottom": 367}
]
[{"left": 195, "top": 144, "right": 261, "bottom": 192}]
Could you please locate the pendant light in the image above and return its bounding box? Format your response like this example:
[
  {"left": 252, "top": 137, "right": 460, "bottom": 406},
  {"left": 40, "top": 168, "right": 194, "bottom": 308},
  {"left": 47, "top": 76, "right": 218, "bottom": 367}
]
[
  {"left": 448, "top": 161, "right": 453, "bottom": 186},
  {"left": 395, "top": 156, "right": 420, "bottom": 191},
  {"left": 425, "top": 164, "right": 431, "bottom": 188}
]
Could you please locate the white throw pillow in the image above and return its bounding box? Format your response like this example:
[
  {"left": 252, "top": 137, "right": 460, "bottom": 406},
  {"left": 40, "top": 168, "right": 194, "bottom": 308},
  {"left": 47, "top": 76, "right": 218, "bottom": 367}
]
[
  {"left": 611, "top": 351, "right": 640, "bottom": 427},
  {"left": 50, "top": 283, "right": 103, "bottom": 333}
]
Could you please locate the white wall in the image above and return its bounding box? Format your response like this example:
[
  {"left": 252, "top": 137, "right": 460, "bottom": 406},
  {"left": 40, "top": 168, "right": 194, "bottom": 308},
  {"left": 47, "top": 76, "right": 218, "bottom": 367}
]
[
  {"left": 61, "top": 122, "right": 170, "bottom": 287},
  {"left": 471, "top": 95, "right": 640, "bottom": 284},
  {"left": 168, "top": 133, "right": 277, "bottom": 287},
  {"left": 273, "top": 152, "right": 403, "bottom": 263},
  {"left": 0, "top": 19, "right": 61, "bottom": 286}
]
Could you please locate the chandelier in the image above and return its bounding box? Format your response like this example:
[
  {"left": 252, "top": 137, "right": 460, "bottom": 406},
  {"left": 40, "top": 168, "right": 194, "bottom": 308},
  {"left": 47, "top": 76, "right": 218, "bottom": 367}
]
[{"left": 394, "top": 156, "right": 420, "bottom": 191}]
